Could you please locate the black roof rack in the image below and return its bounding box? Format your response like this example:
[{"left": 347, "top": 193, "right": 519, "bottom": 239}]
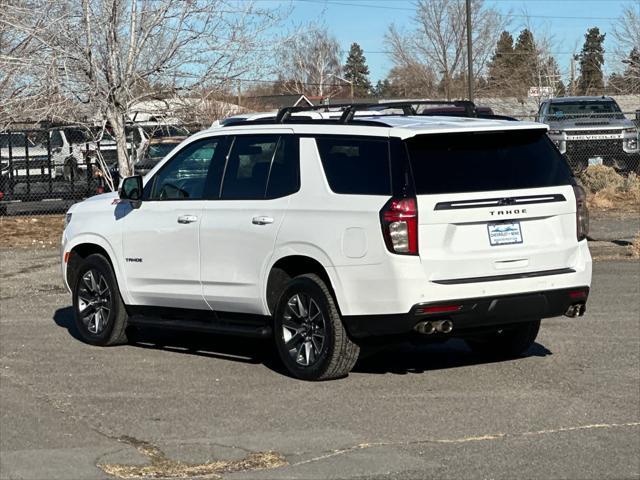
[
  {"left": 272, "top": 100, "right": 478, "bottom": 124},
  {"left": 222, "top": 100, "right": 493, "bottom": 127}
]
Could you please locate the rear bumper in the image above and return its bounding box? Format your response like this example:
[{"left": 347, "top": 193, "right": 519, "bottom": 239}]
[{"left": 342, "top": 286, "right": 589, "bottom": 339}]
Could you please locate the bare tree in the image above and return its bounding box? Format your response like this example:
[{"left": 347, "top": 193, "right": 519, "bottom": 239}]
[
  {"left": 611, "top": 3, "right": 640, "bottom": 92},
  {"left": 276, "top": 24, "right": 342, "bottom": 98},
  {"left": 385, "top": 0, "right": 505, "bottom": 100},
  {"left": 1, "top": 0, "right": 285, "bottom": 177},
  {"left": 612, "top": 3, "right": 640, "bottom": 61},
  {"left": 0, "top": 2, "right": 78, "bottom": 126}
]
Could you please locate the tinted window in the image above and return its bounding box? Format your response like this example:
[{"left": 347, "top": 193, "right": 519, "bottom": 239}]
[
  {"left": 125, "top": 127, "right": 143, "bottom": 145},
  {"left": 406, "top": 130, "right": 573, "bottom": 195},
  {"left": 316, "top": 137, "right": 391, "bottom": 195},
  {"left": 0, "top": 133, "right": 31, "bottom": 148},
  {"left": 147, "top": 138, "right": 219, "bottom": 200},
  {"left": 266, "top": 136, "right": 299, "bottom": 199},
  {"left": 50, "top": 130, "right": 63, "bottom": 148},
  {"left": 221, "top": 135, "right": 279, "bottom": 200},
  {"left": 64, "top": 128, "right": 94, "bottom": 144}
]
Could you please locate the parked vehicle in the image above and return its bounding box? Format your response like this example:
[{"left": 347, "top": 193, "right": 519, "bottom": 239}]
[
  {"left": 537, "top": 96, "right": 639, "bottom": 173},
  {"left": 134, "top": 136, "right": 187, "bottom": 176},
  {"left": 61, "top": 102, "right": 592, "bottom": 381}
]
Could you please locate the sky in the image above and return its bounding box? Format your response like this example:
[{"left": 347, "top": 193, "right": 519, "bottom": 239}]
[{"left": 270, "top": 0, "right": 639, "bottom": 83}]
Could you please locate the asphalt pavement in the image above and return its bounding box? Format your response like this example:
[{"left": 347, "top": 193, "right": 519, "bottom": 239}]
[{"left": 0, "top": 248, "right": 638, "bottom": 479}]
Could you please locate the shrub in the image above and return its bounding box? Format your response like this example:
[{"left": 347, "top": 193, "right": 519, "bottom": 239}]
[{"left": 579, "top": 165, "right": 624, "bottom": 193}]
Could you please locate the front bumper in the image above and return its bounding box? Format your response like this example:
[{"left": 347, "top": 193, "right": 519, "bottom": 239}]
[{"left": 342, "top": 287, "right": 589, "bottom": 339}]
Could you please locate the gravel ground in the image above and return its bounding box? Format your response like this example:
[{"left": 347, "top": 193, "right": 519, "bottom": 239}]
[{"left": 0, "top": 246, "right": 639, "bottom": 480}]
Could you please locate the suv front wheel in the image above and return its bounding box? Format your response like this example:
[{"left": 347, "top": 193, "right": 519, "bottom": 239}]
[
  {"left": 273, "top": 274, "right": 360, "bottom": 381},
  {"left": 72, "top": 254, "right": 129, "bottom": 346}
]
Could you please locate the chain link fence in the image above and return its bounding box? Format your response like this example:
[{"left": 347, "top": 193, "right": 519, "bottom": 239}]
[
  {"left": 1, "top": 111, "right": 639, "bottom": 216},
  {"left": 512, "top": 110, "right": 640, "bottom": 176},
  {"left": 0, "top": 123, "right": 195, "bottom": 216}
]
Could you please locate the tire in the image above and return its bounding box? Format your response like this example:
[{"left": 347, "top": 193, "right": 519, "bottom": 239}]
[
  {"left": 72, "top": 253, "right": 128, "bottom": 346},
  {"left": 273, "top": 274, "right": 360, "bottom": 381},
  {"left": 466, "top": 320, "right": 541, "bottom": 359}
]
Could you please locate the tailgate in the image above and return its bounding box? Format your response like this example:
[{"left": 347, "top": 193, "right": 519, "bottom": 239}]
[
  {"left": 417, "top": 186, "right": 578, "bottom": 282},
  {"left": 404, "top": 128, "right": 579, "bottom": 283}
]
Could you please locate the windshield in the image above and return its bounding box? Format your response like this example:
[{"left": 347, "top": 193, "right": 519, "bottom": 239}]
[
  {"left": 406, "top": 130, "right": 573, "bottom": 194},
  {"left": 64, "top": 128, "right": 95, "bottom": 144},
  {"left": 548, "top": 101, "right": 624, "bottom": 120},
  {"left": 0, "top": 133, "right": 36, "bottom": 148},
  {"left": 147, "top": 142, "right": 180, "bottom": 159}
]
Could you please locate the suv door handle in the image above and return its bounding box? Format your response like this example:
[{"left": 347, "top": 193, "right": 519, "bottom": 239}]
[
  {"left": 177, "top": 215, "right": 198, "bottom": 224},
  {"left": 252, "top": 216, "right": 274, "bottom": 225}
]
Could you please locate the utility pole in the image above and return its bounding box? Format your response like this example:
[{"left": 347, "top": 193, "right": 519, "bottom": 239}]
[
  {"left": 466, "top": 0, "right": 474, "bottom": 102},
  {"left": 570, "top": 54, "right": 577, "bottom": 95}
]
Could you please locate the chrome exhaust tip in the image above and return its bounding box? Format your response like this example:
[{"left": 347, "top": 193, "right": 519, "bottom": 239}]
[
  {"left": 565, "top": 305, "right": 578, "bottom": 318},
  {"left": 565, "top": 303, "right": 586, "bottom": 318},
  {"left": 439, "top": 320, "right": 453, "bottom": 334},
  {"left": 415, "top": 321, "right": 436, "bottom": 335}
]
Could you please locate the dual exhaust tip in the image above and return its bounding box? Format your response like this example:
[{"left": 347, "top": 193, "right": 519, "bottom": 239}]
[
  {"left": 565, "top": 303, "right": 586, "bottom": 318},
  {"left": 414, "top": 319, "right": 453, "bottom": 335}
]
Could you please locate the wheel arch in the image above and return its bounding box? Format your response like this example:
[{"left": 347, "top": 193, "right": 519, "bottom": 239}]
[
  {"left": 265, "top": 252, "right": 344, "bottom": 316},
  {"left": 65, "top": 235, "right": 130, "bottom": 303}
]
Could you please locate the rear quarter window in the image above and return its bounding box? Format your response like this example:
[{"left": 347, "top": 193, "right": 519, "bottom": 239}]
[
  {"left": 405, "top": 130, "right": 574, "bottom": 194},
  {"left": 316, "top": 136, "right": 391, "bottom": 195}
]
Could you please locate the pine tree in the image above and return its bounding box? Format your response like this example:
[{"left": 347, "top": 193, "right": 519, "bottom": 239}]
[
  {"left": 487, "top": 31, "right": 515, "bottom": 94},
  {"left": 578, "top": 27, "right": 606, "bottom": 95},
  {"left": 373, "top": 79, "right": 393, "bottom": 98},
  {"left": 513, "top": 29, "right": 538, "bottom": 96},
  {"left": 343, "top": 42, "right": 372, "bottom": 97}
]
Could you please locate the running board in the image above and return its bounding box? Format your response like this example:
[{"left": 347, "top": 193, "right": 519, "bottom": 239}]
[{"left": 128, "top": 315, "right": 272, "bottom": 338}]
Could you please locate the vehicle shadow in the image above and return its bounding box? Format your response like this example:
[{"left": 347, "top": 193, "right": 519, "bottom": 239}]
[
  {"left": 53, "top": 306, "right": 281, "bottom": 370},
  {"left": 53, "top": 306, "right": 552, "bottom": 378},
  {"left": 354, "top": 339, "right": 552, "bottom": 375}
]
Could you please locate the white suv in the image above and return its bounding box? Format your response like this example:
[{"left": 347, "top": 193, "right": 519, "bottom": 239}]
[{"left": 61, "top": 103, "right": 592, "bottom": 380}]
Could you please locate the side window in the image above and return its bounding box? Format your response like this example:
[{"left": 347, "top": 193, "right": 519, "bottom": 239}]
[
  {"left": 316, "top": 136, "right": 391, "bottom": 195},
  {"left": 50, "top": 130, "right": 63, "bottom": 148},
  {"left": 266, "top": 136, "right": 299, "bottom": 199},
  {"left": 147, "top": 138, "right": 219, "bottom": 200},
  {"left": 220, "top": 135, "right": 279, "bottom": 200}
]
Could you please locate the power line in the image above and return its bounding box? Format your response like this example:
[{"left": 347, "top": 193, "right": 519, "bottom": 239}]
[{"left": 296, "top": 0, "right": 619, "bottom": 20}]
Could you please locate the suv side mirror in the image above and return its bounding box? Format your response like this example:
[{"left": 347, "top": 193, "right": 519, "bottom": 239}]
[{"left": 119, "top": 175, "right": 143, "bottom": 208}]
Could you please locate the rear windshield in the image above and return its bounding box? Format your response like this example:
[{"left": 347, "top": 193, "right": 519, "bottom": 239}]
[{"left": 406, "top": 130, "right": 573, "bottom": 195}]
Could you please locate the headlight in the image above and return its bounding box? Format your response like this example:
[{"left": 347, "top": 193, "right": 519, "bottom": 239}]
[
  {"left": 548, "top": 129, "right": 562, "bottom": 136},
  {"left": 64, "top": 212, "right": 72, "bottom": 228},
  {"left": 623, "top": 128, "right": 637, "bottom": 134}
]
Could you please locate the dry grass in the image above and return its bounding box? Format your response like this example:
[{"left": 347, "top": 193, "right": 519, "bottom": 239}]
[
  {"left": 580, "top": 166, "right": 640, "bottom": 213},
  {"left": 0, "top": 215, "right": 64, "bottom": 249},
  {"left": 98, "top": 436, "right": 287, "bottom": 479}
]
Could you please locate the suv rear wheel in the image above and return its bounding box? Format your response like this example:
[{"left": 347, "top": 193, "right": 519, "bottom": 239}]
[
  {"left": 273, "top": 274, "right": 360, "bottom": 381},
  {"left": 466, "top": 319, "right": 541, "bottom": 359},
  {"left": 72, "top": 254, "right": 129, "bottom": 346}
]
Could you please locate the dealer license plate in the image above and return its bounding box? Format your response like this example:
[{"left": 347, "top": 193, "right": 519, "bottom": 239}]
[{"left": 488, "top": 221, "right": 523, "bottom": 246}]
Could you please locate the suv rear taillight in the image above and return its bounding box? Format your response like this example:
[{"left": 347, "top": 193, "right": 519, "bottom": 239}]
[
  {"left": 380, "top": 197, "right": 418, "bottom": 255},
  {"left": 573, "top": 185, "right": 589, "bottom": 241}
]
